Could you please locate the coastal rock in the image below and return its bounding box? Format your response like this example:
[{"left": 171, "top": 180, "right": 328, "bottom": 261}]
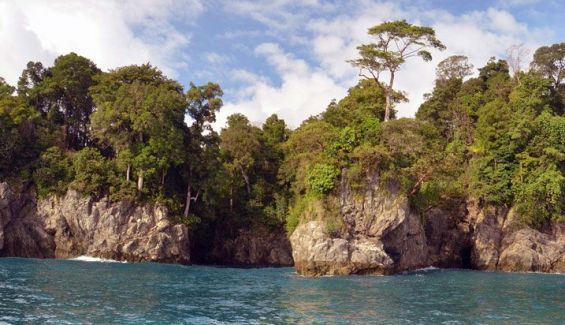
[
  {"left": 290, "top": 176, "right": 565, "bottom": 276},
  {"left": 290, "top": 180, "right": 428, "bottom": 276},
  {"left": 423, "top": 202, "right": 473, "bottom": 268},
  {"left": 471, "top": 206, "right": 565, "bottom": 273},
  {"left": 291, "top": 221, "right": 393, "bottom": 275},
  {"left": 209, "top": 227, "right": 293, "bottom": 266},
  {"left": 0, "top": 181, "right": 190, "bottom": 264},
  {"left": 0, "top": 182, "right": 54, "bottom": 258}
]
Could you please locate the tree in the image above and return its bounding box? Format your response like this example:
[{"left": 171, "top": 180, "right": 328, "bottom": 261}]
[
  {"left": 183, "top": 82, "right": 223, "bottom": 218},
  {"left": 262, "top": 114, "right": 289, "bottom": 148},
  {"left": 39, "top": 53, "right": 101, "bottom": 150},
  {"left": 506, "top": 44, "right": 530, "bottom": 81},
  {"left": 436, "top": 55, "right": 473, "bottom": 81},
  {"left": 417, "top": 56, "right": 473, "bottom": 138},
  {"left": 530, "top": 43, "right": 565, "bottom": 88},
  {"left": 348, "top": 20, "right": 446, "bottom": 121},
  {"left": 1, "top": 79, "right": 52, "bottom": 177},
  {"left": 90, "top": 64, "right": 186, "bottom": 193},
  {"left": 186, "top": 82, "right": 223, "bottom": 133},
  {"left": 17, "top": 61, "right": 48, "bottom": 110},
  {"left": 322, "top": 79, "right": 395, "bottom": 126},
  {"left": 0, "top": 77, "right": 14, "bottom": 98},
  {"left": 280, "top": 120, "right": 339, "bottom": 195},
  {"left": 220, "top": 114, "right": 261, "bottom": 199}
]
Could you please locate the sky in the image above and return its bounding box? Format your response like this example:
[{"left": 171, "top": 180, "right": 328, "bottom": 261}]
[{"left": 0, "top": 0, "right": 563, "bottom": 129}]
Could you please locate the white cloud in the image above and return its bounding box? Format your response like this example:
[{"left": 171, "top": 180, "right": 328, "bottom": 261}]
[
  {"left": 497, "top": 0, "right": 542, "bottom": 6},
  {"left": 221, "top": 1, "right": 554, "bottom": 126},
  {"left": 0, "top": 0, "right": 202, "bottom": 85},
  {"left": 215, "top": 42, "right": 346, "bottom": 129},
  {"left": 1, "top": 0, "right": 556, "bottom": 131},
  {"left": 223, "top": 0, "right": 333, "bottom": 32}
]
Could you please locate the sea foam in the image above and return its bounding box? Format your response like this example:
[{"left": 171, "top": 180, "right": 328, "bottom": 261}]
[{"left": 70, "top": 256, "right": 126, "bottom": 263}]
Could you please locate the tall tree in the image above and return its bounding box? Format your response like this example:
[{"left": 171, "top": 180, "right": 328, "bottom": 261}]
[
  {"left": 0, "top": 78, "right": 14, "bottom": 98},
  {"left": 183, "top": 82, "right": 223, "bottom": 217},
  {"left": 436, "top": 55, "right": 474, "bottom": 82},
  {"left": 530, "top": 43, "right": 565, "bottom": 88},
  {"left": 506, "top": 44, "right": 530, "bottom": 82},
  {"left": 40, "top": 53, "right": 100, "bottom": 150},
  {"left": 417, "top": 55, "right": 473, "bottom": 138},
  {"left": 348, "top": 20, "right": 445, "bottom": 121},
  {"left": 220, "top": 114, "right": 261, "bottom": 205},
  {"left": 90, "top": 64, "right": 186, "bottom": 192},
  {"left": 17, "top": 61, "right": 47, "bottom": 110}
]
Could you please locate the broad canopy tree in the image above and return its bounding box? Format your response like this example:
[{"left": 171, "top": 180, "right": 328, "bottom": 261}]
[
  {"left": 90, "top": 64, "right": 186, "bottom": 192},
  {"left": 436, "top": 55, "right": 473, "bottom": 82},
  {"left": 349, "top": 20, "right": 445, "bottom": 121},
  {"left": 38, "top": 53, "right": 100, "bottom": 150},
  {"left": 530, "top": 42, "right": 565, "bottom": 88}
]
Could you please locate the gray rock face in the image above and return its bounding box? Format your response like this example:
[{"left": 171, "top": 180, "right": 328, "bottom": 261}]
[
  {"left": 0, "top": 181, "right": 190, "bottom": 264},
  {"left": 291, "top": 182, "right": 428, "bottom": 276},
  {"left": 290, "top": 179, "right": 565, "bottom": 276},
  {"left": 470, "top": 205, "right": 565, "bottom": 273},
  {"left": 210, "top": 228, "right": 293, "bottom": 266},
  {"left": 0, "top": 182, "right": 54, "bottom": 258}
]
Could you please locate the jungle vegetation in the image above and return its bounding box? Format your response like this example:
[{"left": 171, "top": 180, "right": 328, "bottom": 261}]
[{"left": 1, "top": 21, "right": 564, "bottom": 238}]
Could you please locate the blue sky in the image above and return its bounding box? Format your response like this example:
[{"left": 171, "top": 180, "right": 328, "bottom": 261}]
[{"left": 1, "top": 0, "right": 563, "bottom": 128}]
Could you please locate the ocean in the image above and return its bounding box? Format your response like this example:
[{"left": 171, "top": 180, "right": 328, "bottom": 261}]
[{"left": 0, "top": 257, "right": 563, "bottom": 324}]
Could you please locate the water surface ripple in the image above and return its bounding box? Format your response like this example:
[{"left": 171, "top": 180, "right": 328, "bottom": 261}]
[{"left": 0, "top": 258, "right": 563, "bottom": 324}]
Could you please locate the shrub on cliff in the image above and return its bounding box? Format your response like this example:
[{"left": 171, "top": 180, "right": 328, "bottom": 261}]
[
  {"left": 33, "top": 147, "right": 73, "bottom": 197},
  {"left": 69, "top": 147, "right": 110, "bottom": 198}
]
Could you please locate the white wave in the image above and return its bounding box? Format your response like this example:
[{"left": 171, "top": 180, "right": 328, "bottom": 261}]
[
  {"left": 415, "top": 266, "right": 439, "bottom": 272},
  {"left": 69, "top": 256, "right": 126, "bottom": 263}
]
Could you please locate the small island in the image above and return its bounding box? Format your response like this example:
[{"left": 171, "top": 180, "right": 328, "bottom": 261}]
[
  {"left": 1, "top": 21, "right": 563, "bottom": 275},
  {"left": 0, "top": 6, "right": 564, "bottom": 323}
]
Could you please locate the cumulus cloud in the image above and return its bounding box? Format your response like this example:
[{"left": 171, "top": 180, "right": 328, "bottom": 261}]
[
  {"left": 216, "top": 42, "right": 346, "bottom": 129},
  {"left": 0, "top": 0, "right": 202, "bottom": 85},
  {"left": 1, "top": 0, "right": 557, "bottom": 131},
  {"left": 221, "top": 1, "right": 555, "bottom": 126}
]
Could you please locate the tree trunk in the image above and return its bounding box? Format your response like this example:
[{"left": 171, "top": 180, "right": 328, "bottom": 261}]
[
  {"left": 384, "top": 91, "right": 392, "bottom": 122},
  {"left": 238, "top": 164, "right": 251, "bottom": 195},
  {"left": 126, "top": 164, "right": 131, "bottom": 182},
  {"left": 384, "top": 72, "right": 395, "bottom": 122},
  {"left": 229, "top": 187, "right": 234, "bottom": 212},
  {"left": 137, "top": 170, "right": 144, "bottom": 191},
  {"left": 183, "top": 186, "right": 200, "bottom": 218},
  {"left": 184, "top": 186, "right": 192, "bottom": 218},
  {"left": 161, "top": 170, "right": 166, "bottom": 186}
]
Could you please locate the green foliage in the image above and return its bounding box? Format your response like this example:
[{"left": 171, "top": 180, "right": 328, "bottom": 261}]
[
  {"left": 33, "top": 147, "right": 72, "bottom": 197},
  {"left": 69, "top": 147, "right": 109, "bottom": 197},
  {"left": 530, "top": 42, "right": 565, "bottom": 87},
  {"left": 436, "top": 55, "right": 474, "bottom": 81},
  {"left": 349, "top": 19, "right": 445, "bottom": 121},
  {"left": 306, "top": 163, "right": 340, "bottom": 195},
  {"left": 37, "top": 53, "right": 100, "bottom": 149},
  {"left": 4, "top": 39, "right": 565, "bottom": 248},
  {"left": 90, "top": 64, "right": 186, "bottom": 194},
  {"left": 514, "top": 167, "right": 564, "bottom": 227}
]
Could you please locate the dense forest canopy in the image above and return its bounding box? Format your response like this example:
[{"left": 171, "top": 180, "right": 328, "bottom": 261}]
[{"left": 1, "top": 21, "right": 564, "bottom": 238}]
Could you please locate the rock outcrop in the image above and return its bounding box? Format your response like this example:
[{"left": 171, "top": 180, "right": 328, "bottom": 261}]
[
  {"left": 0, "top": 182, "right": 54, "bottom": 258},
  {"left": 209, "top": 228, "right": 293, "bottom": 266},
  {"left": 290, "top": 178, "right": 565, "bottom": 276},
  {"left": 470, "top": 205, "right": 564, "bottom": 273},
  {"left": 291, "top": 181, "right": 428, "bottom": 276},
  {"left": 0, "top": 181, "right": 190, "bottom": 264}
]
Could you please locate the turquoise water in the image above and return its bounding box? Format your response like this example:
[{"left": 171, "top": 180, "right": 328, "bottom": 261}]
[{"left": 0, "top": 258, "right": 563, "bottom": 324}]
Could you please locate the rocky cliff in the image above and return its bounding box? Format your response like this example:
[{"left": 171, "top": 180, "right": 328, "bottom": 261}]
[
  {"left": 0, "top": 181, "right": 190, "bottom": 263},
  {"left": 290, "top": 179, "right": 565, "bottom": 276},
  {"left": 208, "top": 227, "right": 293, "bottom": 266}
]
